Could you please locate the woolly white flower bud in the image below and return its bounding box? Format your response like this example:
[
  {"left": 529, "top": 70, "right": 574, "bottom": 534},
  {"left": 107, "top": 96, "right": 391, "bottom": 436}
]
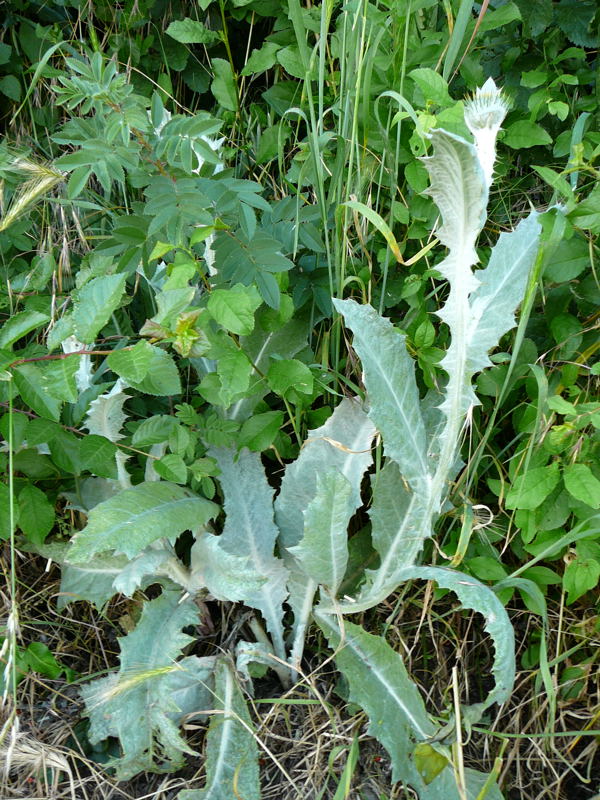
[{"left": 464, "top": 77, "right": 509, "bottom": 189}]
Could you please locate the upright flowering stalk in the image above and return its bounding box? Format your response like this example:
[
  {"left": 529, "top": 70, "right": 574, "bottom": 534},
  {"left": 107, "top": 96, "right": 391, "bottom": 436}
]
[{"left": 464, "top": 77, "right": 509, "bottom": 190}]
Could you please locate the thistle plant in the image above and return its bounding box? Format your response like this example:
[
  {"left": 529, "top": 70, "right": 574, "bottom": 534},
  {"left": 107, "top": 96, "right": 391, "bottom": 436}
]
[{"left": 17, "top": 77, "right": 541, "bottom": 799}]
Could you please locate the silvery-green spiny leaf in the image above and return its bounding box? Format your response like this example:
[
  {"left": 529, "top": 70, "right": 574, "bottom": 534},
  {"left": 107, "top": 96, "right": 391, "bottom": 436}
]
[
  {"left": 423, "top": 130, "right": 486, "bottom": 293},
  {"left": 395, "top": 566, "right": 515, "bottom": 719},
  {"left": 208, "top": 447, "right": 288, "bottom": 659},
  {"left": 275, "top": 397, "right": 375, "bottom": 550},
  {"left": 368, "top": 460, "right": 429, "bottom": 571},
  {"left": 316, "top": 614, "right": 505, "bottom": 799},
  {"left": 289, "top": 469, "right": 353, "bottom": 595},
  {"left": 67, "top": 482, "right": 218, "bottom": 561},
  {"left": 465, "top": 211, "right": 541, "bottom": 377},
  {"left": 316, "top": 614, "right": 436, "bottom": 768},
  {"left": 82, "top": 592, "right": 214, "bottom": 779},
  {"left": 84, "top": 379, "right": 131, "bottom": 485},
  {"left": 333, "top": 299, "right": 430, "bottom": 496},
  {"left": 235, "top": 640, "right": 278, "bottom": 684},
  {"left": 59, "top": 554, "right": 129, "bottom": 609},
  {"left": 178, "top": 658, "right": 261, "bottom": 800},
  {"left": 189, "top": 530, "right": 267, "bottom": 602},
  {"left": 112, "top": 548, "right": 176, "bottom": 596}
]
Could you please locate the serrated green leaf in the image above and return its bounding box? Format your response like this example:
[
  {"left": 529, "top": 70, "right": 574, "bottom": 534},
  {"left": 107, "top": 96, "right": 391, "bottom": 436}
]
[
  {"left": 506, "top": 463, "right": 561, "bottom": 510},
  {"left": 124, "top": 345, "right": 182, "bottom": 396},
  {"left": 13, "top": 364, "right": 62, "bottom": 421},
  {"left": 67, "top": 482, "right": 218, "bottom": 560},
  {"left": 41, "top": 356, "right": 79, "bottom": 404},
  {"left": 240, "top": 41, "right": 281, "bottom": 76},
  {"left": 166, "top": 18, "right": 220, "bottom": 45},
  {"left": 178, "top": 658, "right": 260, "bottom": 800},
  {"left": 154, "top": 453, "right": 188, "bottom": 484},
  {"left": 211, "top": 58, "right": 237, "bottom": 111},
  {"left": 207, "top": 284, "right": 261, "bottom": 335},
  {"left": 563, "top": 557, "right": 600, "bottom": 604},
  {"left": 238, "top": 410, "right": 283, "bottom": 452},
  {"left": 107, "top": 341, "right": 153, "bottom": 384},
  {"left": 563, "top": 464, "right": 600, "bottom": 509},
  {"left": 82, "top": 592, "right": 215, "bottom": 779},
  {"left": 17, "top": 485, "right": 55, "bottom": 547},
  {"left": 0, "top": 310, "right": 49, "bottom": 349},
  {"left": 267, "top": 358, "right": 313, "bottom": 397},
  {"left": 132, "top": 415, "right": 180, "bottom": 446},
  {"left": 410, "top": 67, "right": 452, "bottom": 108},
  {"left": 80, "top": 435, "right": 118, "bottom": 479},
  {"left": 73, "top": 274, "right": 127, "bottom": 344}
]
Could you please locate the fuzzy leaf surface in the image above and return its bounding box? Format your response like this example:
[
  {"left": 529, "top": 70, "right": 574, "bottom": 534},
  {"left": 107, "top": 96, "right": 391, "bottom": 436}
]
[
  {"left": 67, "top": 482, "right": 218, "bottom": 560},
  {"left": 178, "top": 658, "right": 260, "bottom": 800},
  {"left": 208, "top": 447, "right": 288, "bottom": 657},
  {"left": 82, "top": 592, "right": 214, "bottom": 779},
  {"left": 275, "top": 397, "right": 376, "bottom": 550},
  {"left": 289, "top": 469, "right": 353, "bottom": 594},
  {"left": 334, "top": 299, "right": 430, "bottom": 495}
]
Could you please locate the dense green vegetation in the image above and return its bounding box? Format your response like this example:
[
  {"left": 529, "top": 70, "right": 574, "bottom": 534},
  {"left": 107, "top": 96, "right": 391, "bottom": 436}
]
[{"left": 0, "top": 1, "right": 598, "bottom": 798}]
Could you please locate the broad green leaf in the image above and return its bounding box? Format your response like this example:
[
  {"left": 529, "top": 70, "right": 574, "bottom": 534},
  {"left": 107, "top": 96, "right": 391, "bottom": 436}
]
[
  {"left": 202, "top": 447, "right": 288, "bottom": 658},
  {"left": 0, "top": 74, "right": 21, "bottom": 101},
  {"left": 18, "top": 485, "right": 55, "bottom": 547},
  {"left": 275, "top": 397, "right": 376, "bottom": 550},
  {"left": 289, "top": 470, "right": 352, "bottom": 595},
  {"left": 23, "top": 642, "right": 62, "bottom": 679},
  {"left": 166, "top": 18, "right": 220, "bottom": 45},
  {"left": 240, "top": 41, "right": 281, "bottom": 76},
  {"left": 41, "top": 356, "right": 79, "bottom": 403},
  {"left": 73, "top": 274, "right": 127, "bottom": 343},
  {"left": 82, "top": 592, "right": 215, "bottom": 779},
  {"left": 502, "top": 120, "right": 552, "bottom": 149},
  {"left": 67, "top": 482, "right": 218, "bottom": 560},
  {"left": 410, "top": 67, "right": 452, "bottom": 108},
  {"left": 154, "top": 453, "right": 188, "bottom": 484},
  {"left": 563, "top": 557, "right": 600, "bottom": 604},
  {"left": 178, "top": 659, "right": 260, "bottom": 800},
  {"left": 107, "top": 341, "right": 153, "bottom": 384},
  {"left": 267, "top": 358, "right": 313, "bottom": 397},
  {"left": 123, "top": 345, "right": 182, "bottom": 396},
  {"left": 210, "top": 58, "right": 237, "bottom": 112},
  {"left": 238, "top": 410, "right": 283, "bottom": 452},
  {"left": 0, "top": 310, "right": 49, "bottom": 349},
  {"left": 334, "top": 299, "right": 429, "bottom": 495},
  {"left": 49, "top": 428, "right": 81, "bottom": 473},
  {"left": 13, "top": 364, "right": 62, "bottom": 421},
  {"left": 207, "top": 284, "right": 261, "bottom": 335},
  {"left": 563, "top": 463, "right": 600, "bottom": 509},
  {"left": 80, "top": 435, "right": 119, "bottom": 479},
  {"left": 132, "top": 415, "right": 180, "bottom": 446},
  {"left": 506, "top": 463, "right": 561, "bottom": 510}
]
